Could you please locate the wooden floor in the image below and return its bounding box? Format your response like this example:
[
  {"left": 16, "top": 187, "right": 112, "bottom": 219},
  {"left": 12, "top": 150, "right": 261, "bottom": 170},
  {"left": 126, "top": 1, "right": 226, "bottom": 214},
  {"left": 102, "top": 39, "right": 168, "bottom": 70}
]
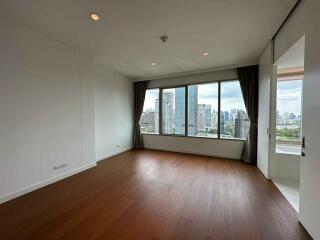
[{"left": 0, "top": 150, "right": 311, "bottom": 240}]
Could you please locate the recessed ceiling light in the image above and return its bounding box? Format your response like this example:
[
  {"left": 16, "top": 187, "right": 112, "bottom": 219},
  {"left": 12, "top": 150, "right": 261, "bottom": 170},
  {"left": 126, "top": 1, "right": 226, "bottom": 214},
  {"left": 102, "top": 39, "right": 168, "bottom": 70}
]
[
  {"left": 90, "top": 12, "right": 100, "bottom": 21},
  {"left": 151, "top": 62, "right": 156, "bottom": 66},
  {"left": 203, "top": 52, "right": 209, "bottom": 56},
  {"left": 176, "top": 57, "right": 181, "bottom": 61}
]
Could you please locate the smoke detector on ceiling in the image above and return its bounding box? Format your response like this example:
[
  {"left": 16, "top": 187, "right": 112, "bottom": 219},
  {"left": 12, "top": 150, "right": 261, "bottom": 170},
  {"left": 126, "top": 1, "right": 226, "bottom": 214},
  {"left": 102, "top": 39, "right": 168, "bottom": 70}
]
[{"left": 160, "top": 35, "right": 168, "bottom": 43}]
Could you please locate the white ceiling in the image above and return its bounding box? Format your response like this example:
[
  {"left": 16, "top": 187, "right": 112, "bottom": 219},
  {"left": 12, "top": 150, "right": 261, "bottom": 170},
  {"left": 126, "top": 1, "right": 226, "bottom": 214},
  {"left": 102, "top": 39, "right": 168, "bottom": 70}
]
[{"left": 0, "top": 0, "right": 297, "bottom": 79}]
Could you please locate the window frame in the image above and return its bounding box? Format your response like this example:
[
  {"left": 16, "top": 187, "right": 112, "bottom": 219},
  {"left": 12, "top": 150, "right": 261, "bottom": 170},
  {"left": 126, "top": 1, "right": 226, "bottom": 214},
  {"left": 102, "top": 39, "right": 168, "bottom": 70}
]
[{"left": 141, "top": 79, "right": 247, "bottom": 141}]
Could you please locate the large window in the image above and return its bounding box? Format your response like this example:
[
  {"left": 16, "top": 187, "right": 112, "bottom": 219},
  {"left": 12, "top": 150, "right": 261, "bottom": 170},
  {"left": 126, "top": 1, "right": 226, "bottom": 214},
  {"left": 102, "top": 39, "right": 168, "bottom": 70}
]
[
  {"left": 140, "top": 89, "right": 159, "bottom": 134},
  {"left": 276, "top": 79, "right": 302, "bottom": 144},
  {"left": 188, "top": 83, "right": 218, "bottom": 138},
  {"left": 140, "top": 80, "right": 249, "bottom": 140},
  {"left": 162, "top": 87, "right": 185, "bottom": 135},
  {"left": 220, "top": 81, "right": 249, "bottom": 139}
]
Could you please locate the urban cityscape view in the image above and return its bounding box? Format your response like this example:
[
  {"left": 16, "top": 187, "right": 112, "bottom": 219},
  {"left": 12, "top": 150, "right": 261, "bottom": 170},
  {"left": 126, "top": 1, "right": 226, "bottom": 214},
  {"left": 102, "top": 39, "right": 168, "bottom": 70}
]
[
  {"left": 140, "top": 81, "right": 250, "bottom": 139},
  {"left": 276, "top": 79, "right": 302, "bottom": 143}
]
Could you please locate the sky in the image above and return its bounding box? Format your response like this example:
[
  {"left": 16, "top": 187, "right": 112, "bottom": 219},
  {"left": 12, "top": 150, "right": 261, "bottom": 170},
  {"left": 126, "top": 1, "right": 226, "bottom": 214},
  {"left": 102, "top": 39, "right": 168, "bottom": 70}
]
[
  {"left": 143, "top": 89, "right": 159, "bottom": 111},
  {"left": 277, "top": 79, "right": 302, "bottom": 115},
  {"left": 192, "top": 81, "right": 246, "bottom": 112}
]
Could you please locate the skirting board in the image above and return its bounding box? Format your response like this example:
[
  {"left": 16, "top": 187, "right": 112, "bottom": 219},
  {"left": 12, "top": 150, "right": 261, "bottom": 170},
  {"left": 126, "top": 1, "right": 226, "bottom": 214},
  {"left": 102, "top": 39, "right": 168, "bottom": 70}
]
[
  {"left": 0, "top": 162, "right": 96, "bottom": 205},
  {"left": 144, "top": 146, "right": 240, "bottom": 160},
  {"left": 96, "top": 147, "right": 132, "bottom": 162}
]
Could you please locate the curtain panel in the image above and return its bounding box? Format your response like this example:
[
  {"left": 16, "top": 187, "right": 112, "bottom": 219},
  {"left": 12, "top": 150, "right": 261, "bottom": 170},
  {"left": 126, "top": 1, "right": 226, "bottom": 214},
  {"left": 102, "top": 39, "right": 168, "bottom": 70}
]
[
  {"left": 133, "top": 81, "right": 148, "bottom": 149},
  {"left": 237, "top": 65, "right": 259, "bottom": 165}
]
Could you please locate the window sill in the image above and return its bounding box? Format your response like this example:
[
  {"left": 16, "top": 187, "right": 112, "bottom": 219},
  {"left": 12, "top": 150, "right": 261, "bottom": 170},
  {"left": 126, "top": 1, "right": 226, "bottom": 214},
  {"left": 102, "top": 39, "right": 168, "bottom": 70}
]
[
  {"left": 276, "top": 144, "right": 301, "bottom": 156},
  {"left": 142, "top": 133, "right": 246, "bottom": 141},
  {"left": 141, "top": 132, "right": 159, "bottom": 135}
]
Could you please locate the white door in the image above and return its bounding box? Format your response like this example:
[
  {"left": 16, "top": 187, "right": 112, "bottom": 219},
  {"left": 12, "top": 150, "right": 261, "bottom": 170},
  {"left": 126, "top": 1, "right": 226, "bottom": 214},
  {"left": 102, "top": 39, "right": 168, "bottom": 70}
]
[
  {"left": 299, "top": 1, "right": 320, "bottom": 238},
  {"left": 257, "top": 43, "right": 273, "bottom": 179}
]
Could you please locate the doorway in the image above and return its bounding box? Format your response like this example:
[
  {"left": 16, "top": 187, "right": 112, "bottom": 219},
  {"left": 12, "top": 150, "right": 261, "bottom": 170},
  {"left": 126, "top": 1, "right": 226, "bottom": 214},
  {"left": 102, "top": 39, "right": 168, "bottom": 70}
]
[{"left": 271, "top": 36, "right": 305, "bottom": 212}]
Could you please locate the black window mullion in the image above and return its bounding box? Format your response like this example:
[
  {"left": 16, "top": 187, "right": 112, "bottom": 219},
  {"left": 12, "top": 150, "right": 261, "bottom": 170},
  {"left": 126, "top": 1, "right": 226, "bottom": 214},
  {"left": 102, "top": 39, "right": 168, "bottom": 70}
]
[
  {"left": 218, "top": 81, "right": 221, "bottom": 139},
  {"left": 185, "top": 86, "right": 188, "bottom": 136},
  {"left": 159, "top": 88, "right": 163, "bottom": 135}
]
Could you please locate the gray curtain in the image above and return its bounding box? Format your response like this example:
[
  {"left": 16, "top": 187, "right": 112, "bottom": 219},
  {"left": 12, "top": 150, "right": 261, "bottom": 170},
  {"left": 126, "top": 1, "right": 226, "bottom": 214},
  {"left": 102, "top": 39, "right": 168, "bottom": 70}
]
[
  {"left": 237, "top": 65, "right": 259, "bottom": 165},
  {"left": 133, "top": 81, "right": 148, "bottom": 149}
]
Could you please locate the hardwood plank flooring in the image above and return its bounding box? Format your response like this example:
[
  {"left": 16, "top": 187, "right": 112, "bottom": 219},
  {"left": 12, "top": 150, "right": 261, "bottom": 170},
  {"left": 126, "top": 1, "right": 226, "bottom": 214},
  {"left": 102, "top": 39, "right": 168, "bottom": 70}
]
[{"left": 0, "top": 149, "right": 312, "bottom": 240}]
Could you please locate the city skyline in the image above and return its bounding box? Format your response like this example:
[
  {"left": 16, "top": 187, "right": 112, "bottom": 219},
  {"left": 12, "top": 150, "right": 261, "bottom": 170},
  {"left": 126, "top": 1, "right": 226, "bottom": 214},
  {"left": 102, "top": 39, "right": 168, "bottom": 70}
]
[{"left": 141, "top": 83, "right": 250, "bottom": 139}]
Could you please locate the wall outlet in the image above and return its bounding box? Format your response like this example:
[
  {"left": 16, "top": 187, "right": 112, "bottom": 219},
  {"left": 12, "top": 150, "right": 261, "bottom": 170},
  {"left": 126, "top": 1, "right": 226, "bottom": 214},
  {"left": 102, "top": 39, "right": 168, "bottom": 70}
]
[{"left": 53, "top": 163, "right": 68, "bottom": 171}]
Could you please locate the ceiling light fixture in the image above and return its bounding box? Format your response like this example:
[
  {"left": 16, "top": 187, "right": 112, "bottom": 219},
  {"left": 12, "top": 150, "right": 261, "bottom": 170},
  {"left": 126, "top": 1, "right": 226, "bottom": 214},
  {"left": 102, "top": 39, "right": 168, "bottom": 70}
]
[
  {"left": 176, "top": 57, "right": 181, "bottom": 61},
  {"left": 203, "top": 52, "right": 209, "bottom": 56},
  {"left": 151, "top": 62, "right": 156, "bottom": 66},
  {"left": 90, "top": 12, "right": 100, "bottom": 21}
]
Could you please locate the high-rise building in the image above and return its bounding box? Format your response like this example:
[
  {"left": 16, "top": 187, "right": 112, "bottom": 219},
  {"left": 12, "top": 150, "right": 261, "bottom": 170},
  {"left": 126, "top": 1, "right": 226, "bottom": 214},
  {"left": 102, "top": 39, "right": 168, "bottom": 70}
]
[
  {"left": 235, "top": 110, "right": 250, "bottom": 139},
  {"left": 197, "top": 104, "right": 211, "bottom": 133},
  {"left": 220, "top": 111, "right": 225, "bottom": 135},
  {"left": 175, "top": 88, "right": 185, "bottom": 134},
  {"left": 140, "top": 110, "right": 155, "bottom": 133},
  {"left": 211, "top": 110, "right": 217, "bottom": 129},
  {"left": 283, "top": 112, "right": 290, "bottom": 124},
  {"left": 188, "top": 85, "right": 198, "bottom": 135},
  {"left": 223, "top": 111, "right": 230, "bottom": 122},
  {"left": 162, "top": 91, "right": 174, "bottom": 133}
]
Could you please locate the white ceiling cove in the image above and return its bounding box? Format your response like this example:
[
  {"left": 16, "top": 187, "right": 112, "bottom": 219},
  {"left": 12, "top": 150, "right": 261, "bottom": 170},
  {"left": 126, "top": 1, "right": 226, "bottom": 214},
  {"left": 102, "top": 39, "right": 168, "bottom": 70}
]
[{"left": 1, "top": 0, "right": 297, "bottom": 79}]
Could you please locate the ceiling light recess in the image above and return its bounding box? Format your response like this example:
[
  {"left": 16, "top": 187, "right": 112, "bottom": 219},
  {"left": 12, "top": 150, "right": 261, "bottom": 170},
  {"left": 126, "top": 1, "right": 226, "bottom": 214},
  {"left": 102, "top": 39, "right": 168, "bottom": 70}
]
[
  {"left": 151, "top": 62, "right": 156, "bottom": 66},
  {"left": 203, "top": 52, "right": 209, "bottom": 56},
  {"left": 90, "top": 12, "right": 100, "bottom": 21}
]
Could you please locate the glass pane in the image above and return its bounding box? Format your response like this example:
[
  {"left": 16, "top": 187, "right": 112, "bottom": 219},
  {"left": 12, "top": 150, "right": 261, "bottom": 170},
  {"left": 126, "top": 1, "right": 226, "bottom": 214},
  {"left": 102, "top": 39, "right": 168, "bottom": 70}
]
[
  {"left": 276, "top": 79, "right": 302, "bottom": 143},
  {"left": 162, "top": 87, "right": 185, "bottom": 135},
  {"left": 188, "top": 83, "right": 218, "bottom": 138},
  {"left": 140, "top": 89, "right": 159, "bottom": 134},
  {"left": 220, "top": 81, "right": 249, "bottom": 139}
]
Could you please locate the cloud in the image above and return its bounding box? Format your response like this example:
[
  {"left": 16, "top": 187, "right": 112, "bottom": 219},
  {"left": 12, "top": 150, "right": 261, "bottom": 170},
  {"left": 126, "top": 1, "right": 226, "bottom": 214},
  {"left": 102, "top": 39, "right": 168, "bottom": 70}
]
[{"left": 277, "top": 80, "right": 302, "bottom": 114}]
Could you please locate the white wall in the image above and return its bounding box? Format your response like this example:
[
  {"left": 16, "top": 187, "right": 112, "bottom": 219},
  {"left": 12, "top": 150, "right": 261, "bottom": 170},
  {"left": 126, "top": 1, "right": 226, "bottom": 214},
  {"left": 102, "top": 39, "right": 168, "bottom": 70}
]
[
  {"left": 267, "top": 1, "right": 320, "bottom": 238},
  {"left": 148, "top": 68, "right": 237, "bottom": 88},
  {"left": 273, "top": 153, "right": 300, "bottom": 180},
  {"left": 0, "top": 16, "right": 132, "bottom": 203},
  {"left": 257, "top": 43, "right": 273, "bottom": 178},
  {"left": 95, "top": 68, "right": 133, "bottom": 161},
  {"left": 273, "top": 1, "right": 306, "bottom": 63},
  {"left": 144, "top": 135, "right": 244, "bottom": 159},
  {"left": 143, "top": 69, "right": 244, "bottom": 159}
]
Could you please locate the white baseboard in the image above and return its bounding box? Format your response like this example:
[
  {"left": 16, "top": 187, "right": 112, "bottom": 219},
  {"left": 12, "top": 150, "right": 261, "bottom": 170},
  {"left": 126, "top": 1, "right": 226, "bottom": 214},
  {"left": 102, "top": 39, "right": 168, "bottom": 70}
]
[
  {"left": 96, "top": 147, "right": 132, "bottom": 162},
  {"left": 144, "top": 146, "right": 240, "bottom": 160},
  {"left": 0, "top": 162, "right": 96, "bottom": 205}
]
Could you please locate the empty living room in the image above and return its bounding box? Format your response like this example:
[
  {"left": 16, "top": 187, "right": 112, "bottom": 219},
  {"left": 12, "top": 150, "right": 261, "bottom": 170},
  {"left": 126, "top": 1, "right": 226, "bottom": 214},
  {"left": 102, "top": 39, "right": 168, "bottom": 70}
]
[{"left": 1, "top": 0, "right": 320, "bottom": 239}]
